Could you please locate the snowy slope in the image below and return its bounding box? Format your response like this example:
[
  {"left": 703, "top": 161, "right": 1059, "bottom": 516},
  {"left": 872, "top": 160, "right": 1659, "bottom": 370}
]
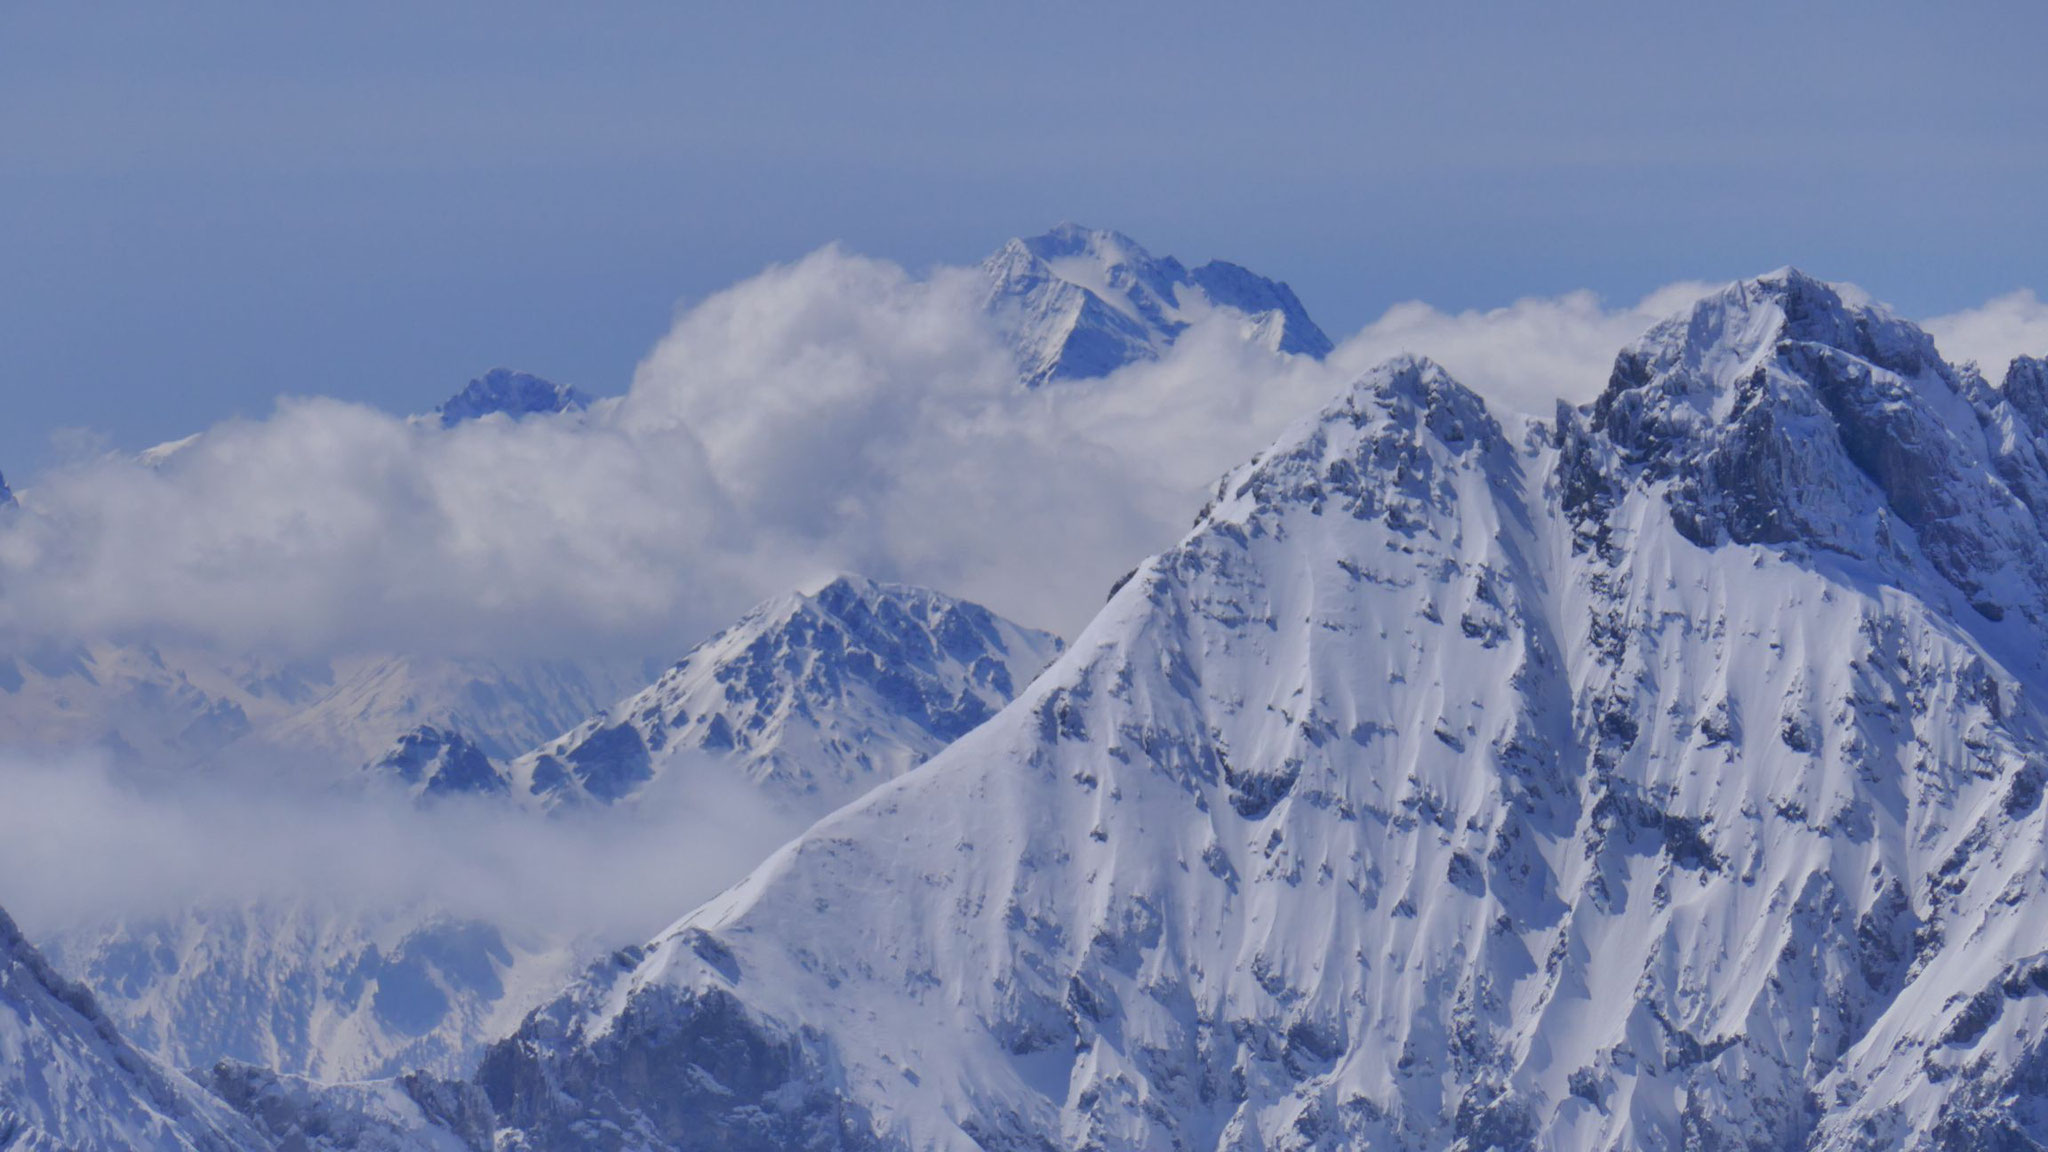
[
  {"left": 472, "top": 275, "right": 2048, "bottom": 1151},
  {"left": 502, "top": 574, "right": 1064, "bottom": 816},
  {"left": 984, "top": 223, "right": 1332, "bottom": 387},
  {"left": 45, "top": 903, "right": 583, "bottom": 1085},
  {"left": 0, "top": 903, "right": 269, "bottom": 1152}
]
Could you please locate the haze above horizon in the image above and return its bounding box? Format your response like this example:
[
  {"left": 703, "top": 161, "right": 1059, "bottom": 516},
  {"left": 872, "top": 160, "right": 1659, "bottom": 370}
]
[{"left": 3, "top": 1, "right": 2044, "bottom": 473}]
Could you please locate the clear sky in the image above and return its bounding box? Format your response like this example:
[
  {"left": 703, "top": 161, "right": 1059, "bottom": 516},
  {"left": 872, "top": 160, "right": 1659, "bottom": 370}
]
[{"left": 3, "top": 1, "right": 2044, "bottom": 475}]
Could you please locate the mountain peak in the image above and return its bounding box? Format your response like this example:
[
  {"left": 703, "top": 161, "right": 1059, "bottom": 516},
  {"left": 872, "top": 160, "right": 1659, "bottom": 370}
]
[
  {"left": 1294, "top": 354, "right": 1498, "bottom": 456},
  {"left": 1576, "top": 268, "right": 2048, "bottom": 634},
  {"left": 435, "top": 368, "right": 591, "bottom": 428},
  {"left": 506, "top": 576, "right": 1063, "bottom": 813},
  {"left": 1192, "top": 354, "right": 1507, "bottom": 556},
  {"left": 1352, "top": 353, "right": 1488, "bottom": 424},
  {"left": 983, "top": 223, "right": 1331, "bottom": 386},
  {"left": 1015, "top": 221, "right": 1156, "bottom": 266},
  {"left": 1595, "top": 270, "right": 1936, "bottom": 427},
  {"left": 368, "top": 724, "right": 507, "bottom": 801},
  {"left": 471, "top": 275, "right": 2048, "bottom": 1151}
]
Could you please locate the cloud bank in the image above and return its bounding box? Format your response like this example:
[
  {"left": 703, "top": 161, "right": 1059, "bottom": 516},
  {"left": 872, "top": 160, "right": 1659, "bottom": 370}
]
[
  {"left": 0, "top": 750, "right": 803, "bottom": 943},
  {"left": 1926, "top": 289, "right": 2048, "bottom": 380},
  {"left": 0, "top": 251, "right": 2036, "bottom": 664}
]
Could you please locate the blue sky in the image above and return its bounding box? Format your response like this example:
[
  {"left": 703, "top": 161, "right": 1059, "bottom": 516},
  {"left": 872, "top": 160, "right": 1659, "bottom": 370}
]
[{"left": 3, "top": 1, "right": 2044, "bottom": 476}]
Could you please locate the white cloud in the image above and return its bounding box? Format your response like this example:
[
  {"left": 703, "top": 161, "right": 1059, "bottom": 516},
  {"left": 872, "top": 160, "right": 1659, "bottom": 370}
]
[
  {"left": 0, "top": 750, "right": 803, "bottom": 942},
  {"left": 1925, "top": 289, "right": 2048, "bottom": 380},
  {"left": 0, "top": 398, "right": 736, "bottom": 656},
  {"left": 1331, "top": 281, "right": 1722, "bottom": 420},
  {"left": 0, "top": 247, "right": 2024, "bottom": 670}
]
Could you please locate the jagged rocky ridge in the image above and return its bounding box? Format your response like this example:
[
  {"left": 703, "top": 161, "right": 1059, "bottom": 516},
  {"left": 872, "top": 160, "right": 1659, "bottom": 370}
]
[
  {"left": 984, "top": 223, "right": 1332, "bottom": 387},
  {"left": 432, "top": 368, "right": 590, "bottom": 428},
  {"left": 370, "top": 727, "right": 506, "bottom": 801},
  {"left": 196, "top": 1061, "right": 485, "bottom": 1152},
  {"left": 500, "top": 573, "right": 1064, "bottom": 815},
  {"left": 467, "top": 273, "right": 2048, "bottom": 1151}
]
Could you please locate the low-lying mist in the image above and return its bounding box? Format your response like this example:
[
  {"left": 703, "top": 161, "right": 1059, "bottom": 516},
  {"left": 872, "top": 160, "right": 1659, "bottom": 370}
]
[{"left": 0, "top": 749, "right": 808, "bottom": 948}]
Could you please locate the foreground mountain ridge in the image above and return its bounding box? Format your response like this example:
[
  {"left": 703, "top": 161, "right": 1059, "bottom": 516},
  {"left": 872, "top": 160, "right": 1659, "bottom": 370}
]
[{"left": 465, "top": 270, "right": 2048, "bottom": 1151}]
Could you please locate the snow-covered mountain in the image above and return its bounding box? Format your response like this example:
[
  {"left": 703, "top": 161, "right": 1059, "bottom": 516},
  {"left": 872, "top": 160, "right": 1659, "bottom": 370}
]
[
  {"left": 431, "top": 369, "right": 591, "bottom": 428},
  {"left": 0, "top": 903, "right": 268, "bottom": 1152},
  {"left": 501, "top": 574, "right": 1064, "bottom": 816},
  {"left": 468, "top": 272, "right": 2048, "bottom": 1151},
  {"left": 48, "top": 576, "right": 1059, "bottom": 1089},
  {"left": 984, "top": 223, "right": 1332, "bottom": 387},
  {"left": 0, "top": 468, "right": 13, "bottom": 508},
  {"left": 368, "top": 727, "right": 506, "bottom": 801}
]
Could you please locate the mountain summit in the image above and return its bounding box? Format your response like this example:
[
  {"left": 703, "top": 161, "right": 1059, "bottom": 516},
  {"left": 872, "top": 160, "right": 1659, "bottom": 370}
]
[
  {"left": 1574, "top": 268, "right": 2048, "bottom": 655},
  {"left": 434, "top": 368, "right": 591, "bottom": 428},
  {"left": 504, "top": 573, "right": 1064, "bottom": 815},
  {"left": 469, "top": 274, "right": 2048, "bottom": 1152},
  {"left": 983, "top": 223, "right": 1332, "bottom": 386},
  {"left": 52, "top": 575, "right": 1060, "bottom": 1087}
]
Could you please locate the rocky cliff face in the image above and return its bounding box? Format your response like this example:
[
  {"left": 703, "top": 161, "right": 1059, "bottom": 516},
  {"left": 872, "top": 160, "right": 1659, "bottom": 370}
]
[{"left": 469, "top": 275, "right": 2048, "bottom": 1151}]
